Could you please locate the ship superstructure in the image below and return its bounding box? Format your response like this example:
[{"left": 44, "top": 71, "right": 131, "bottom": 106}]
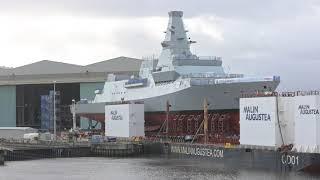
[
  {"left": 90, "top": 11, "right": 279, "bottom": 112},
  {"left": 77, "top": 11, "right": 280, "bottom": 139}
]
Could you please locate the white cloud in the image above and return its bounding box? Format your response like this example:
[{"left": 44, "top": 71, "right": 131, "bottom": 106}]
[
  {"left": 0, "top": 0, "right": 320, "bottom": 90},
  {"left": 186, "top": 16, "right": 224, "bottom": 42},
  {"left": 0, "top": 14, "right": 167, "bottom": 67}
]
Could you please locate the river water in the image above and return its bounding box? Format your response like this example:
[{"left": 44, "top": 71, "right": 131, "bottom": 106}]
[{"left": 0, "top": 157, "right": 319, "bottom": 180}]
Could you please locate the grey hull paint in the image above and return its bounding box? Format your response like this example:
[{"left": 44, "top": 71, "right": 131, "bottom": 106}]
[
  {"left": 142, "top": 81, "right": 279, "bottom": 112},
  {"left": 160, "top": 143, "right": 320, "bottom": 172},
  {"left": 77, "top": 80, "right": 279, "bottom": 114}
]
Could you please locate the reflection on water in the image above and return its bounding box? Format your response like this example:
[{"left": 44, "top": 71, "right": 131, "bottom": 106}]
[{"left": 0, "top": 157, "right": 318, "bottom": 180}]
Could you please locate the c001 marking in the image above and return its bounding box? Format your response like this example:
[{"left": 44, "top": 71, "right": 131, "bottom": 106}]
[{"left": 281, "top": 155, "right": 299, "bottom": 166}]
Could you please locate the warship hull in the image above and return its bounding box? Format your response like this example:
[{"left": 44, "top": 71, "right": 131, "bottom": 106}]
[
  {"left": 78, "top": 80, "right": 278, "bottom": 144},
  {"left": 77, "top": 80, "right": 279, "bottom": 115},
  {"left": 142, "top": 81, "right": 279, "bottom": 112}
]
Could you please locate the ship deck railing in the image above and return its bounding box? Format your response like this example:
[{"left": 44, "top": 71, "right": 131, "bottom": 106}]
[
  {"left": 241, "top": 90, "right": 320, "bottom": 98},
  {"left": 173, "top": 56, "right": 222, "bottom": 61},
  {"left": 182, "top": 73, "right": 243, "bottom": 80}
]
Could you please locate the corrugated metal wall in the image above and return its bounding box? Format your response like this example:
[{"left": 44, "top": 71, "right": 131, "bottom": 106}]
[
  {"left": 80, "top": 82, "right": 104, "bottom": 129},
  {"left": 0, "top": 86, "right": 16, "bottom": 127}
]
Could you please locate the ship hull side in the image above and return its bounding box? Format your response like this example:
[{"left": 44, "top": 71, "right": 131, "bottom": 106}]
[
  {"left": 154, "top": 143, "right": 320, "bottom": 172},
  {"left": 143, "top": 81, "right": 279, "bottom": 112},
  {"left": 77, "top": 80, "right": 279, "bottom": 114}
]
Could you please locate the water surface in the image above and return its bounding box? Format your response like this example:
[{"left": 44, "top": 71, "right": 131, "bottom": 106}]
[{"left": 0, "top": 157, "right": 318, "bottom": 180}]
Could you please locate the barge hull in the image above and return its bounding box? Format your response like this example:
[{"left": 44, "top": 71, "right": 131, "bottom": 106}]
[{"left": 162, "top": 143, "right": 320, "bottom": 172}]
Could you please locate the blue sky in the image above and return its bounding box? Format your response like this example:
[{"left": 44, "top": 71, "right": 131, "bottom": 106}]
[{"left": 0, "top": 0, "right": 319, "bottom": 90}]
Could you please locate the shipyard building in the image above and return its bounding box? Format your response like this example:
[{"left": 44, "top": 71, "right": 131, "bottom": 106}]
[{"left": 0, "top": 57, "right": 142, "bottom": 130}]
